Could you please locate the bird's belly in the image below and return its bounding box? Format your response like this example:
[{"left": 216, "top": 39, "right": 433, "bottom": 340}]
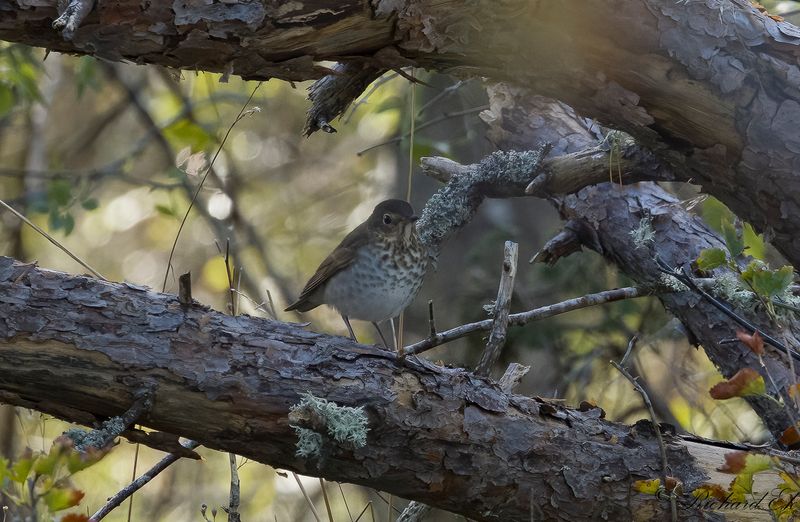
[{"left": 323, "top": 255, "right": 423, "bottom": 323}]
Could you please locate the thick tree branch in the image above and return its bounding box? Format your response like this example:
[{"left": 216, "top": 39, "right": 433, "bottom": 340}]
[
  {"left": 3, "top": 0, "right": 800, "bottom": 266},
  {"left": 0, "top": 256, "right": 794, "bottom": 521}
]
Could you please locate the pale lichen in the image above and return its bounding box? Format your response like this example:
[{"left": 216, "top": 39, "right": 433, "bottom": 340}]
[
  {"left": 629, "top": 216, "right": 655, "bottom": 249},
  {"left": 289, "top": 393, "right": 369, "bottom": 459}
]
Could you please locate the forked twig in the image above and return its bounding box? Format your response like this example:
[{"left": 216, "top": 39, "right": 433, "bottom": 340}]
[
  {"left": 611, "top": 335, "right": 677, "bottom": 522},
  {"left": 405, "top": 286, "right": 646, "bottom": 356}
]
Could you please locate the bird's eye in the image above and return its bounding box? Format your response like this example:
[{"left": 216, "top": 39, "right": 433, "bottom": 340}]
[{"left": 383, "top": 214, "right": 392, "bottom": 225}]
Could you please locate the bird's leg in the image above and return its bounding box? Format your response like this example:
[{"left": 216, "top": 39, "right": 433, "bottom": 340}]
[
  {"left": 341, "top": 315, "right": 358, "bottom": 342},
  {"left": 371, "top": 321, "right": 390, "bottom": 349},
  {"left": 390, "top": 317, "right": 401, "bottom": 355}
]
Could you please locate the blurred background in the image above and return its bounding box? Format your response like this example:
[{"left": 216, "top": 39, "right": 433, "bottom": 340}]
[{"left": 1, "top": 2, "right": 799, "bottom": 520}]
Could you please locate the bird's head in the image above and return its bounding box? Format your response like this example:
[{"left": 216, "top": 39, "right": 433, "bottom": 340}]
[{"left": 368, "top": 199, "right": 419, "bottom": 241}]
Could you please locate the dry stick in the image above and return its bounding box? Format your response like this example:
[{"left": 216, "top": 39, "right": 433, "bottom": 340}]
[
  {"left": 404, "top": 286, "right": 646, "bottom": 356},
  {"left": 89, "top": 439, "right": 201, "bottom": 521},
  {"left": 223, "top": 242, "right": 242, "bottom": 522},
  {"left": 161, "top": 82, "right": 262, "bottom": 293},
  {"left": 337, "top": 483, "right": 355, "bottom": 522},
  {"left": 610, "top": 335, "right": 677, "bottom": 522},
  {"left": 475, "top": 241, "right": 518, "bottom": 376},
  {"left": 353, "top": 502, "right": 372, "bottom": 522},
  {"left": 293, "top": 472, "right": 322, "bottom": 522},
  {"left": 343, "top": 72, "right": 400, "bottom": 124},
  {"left": 226, "top": 453, "right": 241, "bottom": 522},
  {"left": 0, "top": 199, "right": 106, "bottom": 280},
  {"left": 400, "top": 242, "right": 519, "bottom": 522},
  {"left": 497, "top": 362, "right": 531, "bottom": 393},
  {"left": 319, "top": 478, "right": 335, "bottom": 522},
  {"left": 415, "top": 80, "right": 466, "bottom": 118}
]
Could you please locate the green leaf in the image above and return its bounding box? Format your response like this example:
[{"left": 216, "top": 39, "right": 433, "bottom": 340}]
[
  {"left": 155, "top": 204, "right": 176, "bottom": 217},
  {"left": 47, "top": 179, "right": 72, "bottom": 207},
  {"left": 0, "top": 456, "right": 9, "bottom": 482},
  {"left": 80, "top": 198, "right": 98, "bottom": 211},
  {"left": 696, "top": 248, "right": 728, "bottom": 271},
  {"left": 10, "top": 450, "right": 35, "bottom": 483},
  {"left": 0, "top": 83, "right": 14, "bottom": 117},
  {"left": 44, "top": 487, "right": 84, "bottom": 511},
  {"left": 74, "top": 56, "right": 99, "bottom": 99},
  {"left": 62, "top": 213, "right": 75, "bottom": 235},
  {"left": 743, "top": 223, "right": 765, "bottom": 260},
  {"left": 743, "top": 264, "right": 794, "bottom": 298},
  {"left": 163, "top": 119, "right": 212, "bottom": 150},
  {"left": 721, "top": 220, "right": 745, "bottom": 258}
]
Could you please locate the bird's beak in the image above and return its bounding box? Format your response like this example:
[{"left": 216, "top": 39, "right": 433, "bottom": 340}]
[{"left": 410, "top": 215, "right": 419, "bottom": 222}]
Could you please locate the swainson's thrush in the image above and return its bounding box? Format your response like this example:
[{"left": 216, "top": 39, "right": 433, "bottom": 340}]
[{"left": 285, "top": 199, "right": 427, "bottom": 346}]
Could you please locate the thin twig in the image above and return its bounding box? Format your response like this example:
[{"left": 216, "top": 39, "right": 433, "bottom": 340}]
[
  {"left": 293, "top": 472, "right": 322, "bottom": 522},
  {"left": 337, "top": 483, "right": 355, "bottom": 522},
  {"left": 356, "top": 105, "right": 489, "bottom": 156},
  {"left": 353, "top": 502, "right": 372, "bottom": 522},
  {"left": 89, "top": 439, "right": 202, "bottom": 521},
  {"left": 428, "top": 300, "right": 436, "bottom": 337},
  {"left": 343, "top": 72, "right": 400, "bottom": 124},
  {"left": 416, "top": 80, "right": 466, "bottom": 117},
  {"left": 610, "top": 335, "right": 677, "bottom": 522},
  {"left": 0, "top": 198, "right": 106, "bottom": 280},
  {"left": 319, "top": 478, "right": 334, "bottom": 522},
  {"left": 497, "top": 363, "right": 530, "bottom": 393},
  {"left": 227, "top": 453, "right": 241, "bottom": 522},
  {"left": 405, "top": 286, "right": 646, "bottom": 356},
  {"left": 161, "top": 82, "right": 262, "bottom": 293},
  {"left": 475, "top": 241, "right": 518, "bottom": 376}
]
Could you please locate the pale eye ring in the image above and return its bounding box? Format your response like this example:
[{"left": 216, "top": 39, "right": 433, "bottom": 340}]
[{"left": 383, "top": 213, "right": 392, "bottom": 225}]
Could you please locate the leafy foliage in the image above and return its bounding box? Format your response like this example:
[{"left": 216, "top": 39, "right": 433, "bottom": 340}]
[{"left": 0, "top": 435, "right": 108, "bottom": 520}]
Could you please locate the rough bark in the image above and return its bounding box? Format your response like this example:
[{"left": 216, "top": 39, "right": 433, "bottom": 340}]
[
  {"left": 470, "top": 85, "right": 800, "bottom": 440},
  {"left": 2, "top": 1, "right": 797, "bottom": 269},
  {"left": 3, "top": 256, "right": 796, "bottom": 521}
]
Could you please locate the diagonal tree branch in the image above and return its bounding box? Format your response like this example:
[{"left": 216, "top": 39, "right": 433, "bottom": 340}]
[{"left": 0, "top": 255, "right": 789, "bottom": 521}]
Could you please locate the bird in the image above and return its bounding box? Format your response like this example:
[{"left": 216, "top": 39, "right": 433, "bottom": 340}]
[{"left": 285, "top": 199, "right": 427, "bottom": 350}]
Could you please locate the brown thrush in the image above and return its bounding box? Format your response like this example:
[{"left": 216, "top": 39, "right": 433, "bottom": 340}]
[{"left": 285, "top": 199, "right": 427, "bottom": 347}]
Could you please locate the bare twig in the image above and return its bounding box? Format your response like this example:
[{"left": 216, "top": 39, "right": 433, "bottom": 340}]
[
  {"left": 610, "top": 335, "right": 677, "bottom": 522},
  {"left": 0, "top": 198, "right": 106, "bottom": 280},
  {"left": 337, "top": 483, "right": 355, "bottom": 522},
  {"left": 475, "top": 241, "right": 518, "bottom": 376},
  {"left": 416, "top": 80, "right": 467, "bottom": 118},
  {"left": 178, "top": 273, "right": 192, "bottom": 305},
  {"left": 161, "top": 82, "right": 262, "bottom": 292},
  {"left": 498, "top": 363, "right": 530, "bottom": 393},
  {"left": 428, "top": 300, "right": 436, "bottom": 337},
  {"left": 353, "top": 502, "right": 372, "bottom": 522},
  {"left": 405, "top": 287, "right": 647, "bottom": 356},
  {"left": 161, "top": 82, "right": 262, "bottom": 293},
  {"left": 226, "top": 453, "right": 241, "bottom": 522},
  {"left": 88, "top": 439, "right": 202, "bottom": 521},
  {"left": 293, "top": 472, "right": 322, "bottom": 522},
  {"left": 343, "top": 72, "right": 400, "bottom": 124},
  {"left": 319, "top": 478, "right": 334, "bottom": 522}
]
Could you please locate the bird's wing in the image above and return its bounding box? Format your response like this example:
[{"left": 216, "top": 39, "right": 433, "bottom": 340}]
[{"left": 285, "top": 222, "right": 369, "bottom": 312}]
